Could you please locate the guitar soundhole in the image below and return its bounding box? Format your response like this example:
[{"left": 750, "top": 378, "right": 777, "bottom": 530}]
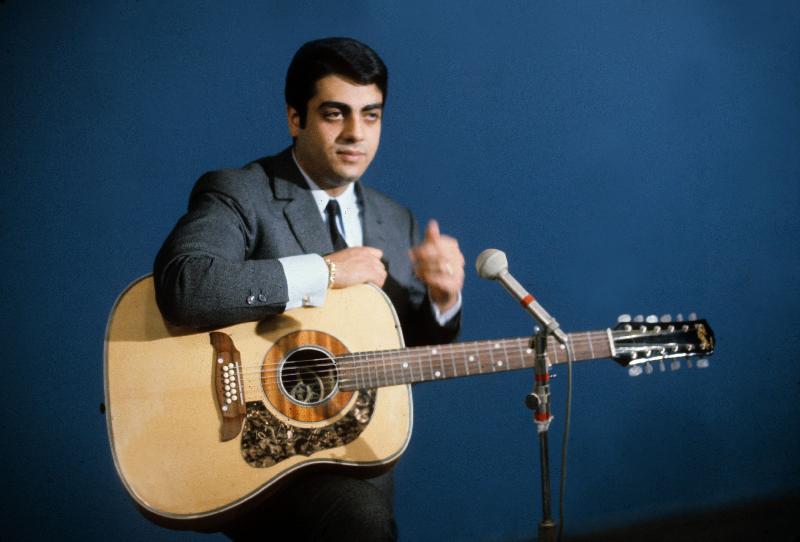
[{"left": 280, "top": 346, "right": 339, "bottom": 406}]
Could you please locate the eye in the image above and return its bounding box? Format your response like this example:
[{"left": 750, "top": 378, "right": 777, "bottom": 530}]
[
  {"left": 364, "top": 111, "right": 382, "bottom": 122},
  {"left": 323, "top": 110, "right": 344, "bottom": 120}
]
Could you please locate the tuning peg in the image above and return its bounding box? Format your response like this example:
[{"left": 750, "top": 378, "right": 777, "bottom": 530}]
[
  {"left": 696, "top": 358, "right": 710, "bottom": 369},
  {"left": 670, "top": 359, "right": 681, "bottom": 371},
  {"left": 628, "top": 365, "right": 643, "bottom": 377},
  {"left": 633, "top": 314, "right": 644, "bottom": 323},
  {"left": 687, "top": 358, "right": 693, "bottom": 369},
  {"left": 659, "top": 359, "right": 666, "bottom": 372},
  {"left": 617, "top": 314, "right": 632, "bottom": 323},
  {"left": 676, "top": 313, "right": 684, "bottom": 322},
  {"left": 660, "top": 314, "right": 672, "bottom": 323},
  {"left": 646, "top": 315, "right": 658, "bottom": 323},
  {"left": 689, "top": 312, "right": 697, "bottom": 321},
  {"left": 644, "top": 362, "right": 654, "bottom": 375}
]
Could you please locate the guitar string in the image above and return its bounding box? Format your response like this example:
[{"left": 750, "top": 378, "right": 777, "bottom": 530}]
[
  {"left": 233, "top": 338, "right": 676, "bottom": 390},
  {"left": 230, "top": 332, "right": 610, "bottom": 379},
  {"left": 231, "top": 329, "right": 657, "bottom": 380},
  {"left": 225, "top": 332, "right": 641, "bottom": 388},
  {"left": 117, "top": 331, "right": 700, "bottom": 397},
  {"left": 208, "top": 327, "right": 697, "bottom": 391}
]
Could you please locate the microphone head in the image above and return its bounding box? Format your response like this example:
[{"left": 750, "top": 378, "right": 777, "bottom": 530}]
[{"left": 475, "top": 248, "right": 508, "bottom": 279}]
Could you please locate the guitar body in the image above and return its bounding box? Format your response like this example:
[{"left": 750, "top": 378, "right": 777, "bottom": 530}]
[{"left": 104, "top": 276, "right": 412, "bottom": 529}]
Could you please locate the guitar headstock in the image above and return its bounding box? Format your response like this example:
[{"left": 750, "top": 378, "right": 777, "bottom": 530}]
[{"left": 611, "top": 313, "right": 715, "bottom": 376}]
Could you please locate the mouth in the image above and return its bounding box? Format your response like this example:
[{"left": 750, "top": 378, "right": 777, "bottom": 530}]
[{"left": 336, "top": 149, "right": 366, "bottom": 163}]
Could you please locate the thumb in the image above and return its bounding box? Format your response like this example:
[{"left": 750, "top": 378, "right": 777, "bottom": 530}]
[{"left": 425, "top": 219, "right": 441, "bottom": 241}]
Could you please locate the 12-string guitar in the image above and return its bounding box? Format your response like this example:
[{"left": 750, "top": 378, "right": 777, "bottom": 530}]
[{"left": 104, "top": 276, "right": 714, "bottom": 529}]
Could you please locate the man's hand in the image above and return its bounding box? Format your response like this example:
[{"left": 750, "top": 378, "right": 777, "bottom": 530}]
[
  {"left": 326, "top": 247, "right": 387, "bottom": 288},
  {"left": 409, "top": 220, "right": 465, "bottom": 312}
]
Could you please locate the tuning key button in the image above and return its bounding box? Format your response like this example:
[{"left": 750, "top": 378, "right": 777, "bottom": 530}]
[
  {"left": 633, "top": 315, "right": 644, "bottom": 323},
  {"left": 676, "top": 313, "right": 684, "bottom": 322},
  {"left": 644, "top": 362, "right": 654, "bottom": 375},
  {"left": 628, "top": 365, "right": 643, "bottom": 377},
  {"left": 646, "top": 315, "right": 658, "bottom": 323},
  {"left": 670, "top": 360, "right": 681, "bottom": 371},
  {"left": 689, "top": 312, "right": 698, "bottom": 321},
  {"left": 660, "top": 314, "right": 672, "bottom": 323},
  {"left": 617, "top": 314, "right": 632, "bottom": 323},
  {"left": 696, "top": 358, "right": 710, "bottom": 369},
  {"left": 659, "top": 360, "right": 666, "bottom": 372}
]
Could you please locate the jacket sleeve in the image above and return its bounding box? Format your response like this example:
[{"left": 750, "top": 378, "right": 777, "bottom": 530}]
[{"left": 153, "top": 170, "right": 289, "bottom": 329}]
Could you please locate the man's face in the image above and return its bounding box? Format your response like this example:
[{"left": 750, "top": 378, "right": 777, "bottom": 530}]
[{"left": 288, "top": 74, "right": 383, "bottom": 194}]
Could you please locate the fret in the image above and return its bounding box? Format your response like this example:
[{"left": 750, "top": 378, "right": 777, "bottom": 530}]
[
  {"left": 411, "top": 347, "right": 421, "bottom": 383},
  {"left": 461, "top": 342, "right": 470, "bottom": 376},
  {"left": 514, "top": 338, "right": 526, "bottom": 371},
  {"left": 586, "top": 332, "right": 595, "bottom": 359},
  {"left": 385, "top": 349, "right": 396, "bottom": 386},
  {"left": 365, "top": 351, "right": 373, "bottom": 388},
  {"left": 476, "top": 344, "right": 486, "bottom": 374},
  {"left": 357, "top": 353, "right": 366, "bottom": 389},
  {"left": 499, "top": 341, "right": 509, "bottom": 371},
  {"left": 449, "top": 345, "right": 458, "bottom": 378},
  {"left": 376, "top": 350, "right": 385, "bottom": 386},
  {"left": 433, "top": 346, "right": 445, "bottom": 380}
]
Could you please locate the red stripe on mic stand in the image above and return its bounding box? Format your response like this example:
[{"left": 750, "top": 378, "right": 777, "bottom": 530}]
[{"left": 520, "top": 294, "right": 534, "bottom": 307}]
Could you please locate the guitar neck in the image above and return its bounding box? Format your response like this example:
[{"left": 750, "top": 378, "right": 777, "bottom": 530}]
[{"left": 337, "top": 331, "right": 613, "bottom": 391}]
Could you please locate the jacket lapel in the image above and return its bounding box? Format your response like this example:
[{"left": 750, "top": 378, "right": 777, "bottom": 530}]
[
  {"left": 359, "top": 184, "right": 386, "bottom": 248},
  {"left": 267, "top": 148, "right": 333, "bottom": 255}
]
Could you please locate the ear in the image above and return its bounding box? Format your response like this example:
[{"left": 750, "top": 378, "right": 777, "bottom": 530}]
[{"left": 287, "top": 105, "right": 302, "bottom": 137}]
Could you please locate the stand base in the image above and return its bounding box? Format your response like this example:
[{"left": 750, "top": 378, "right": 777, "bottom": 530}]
[{"left": 538, "top": 519, "right": 557, "bottom": 542}]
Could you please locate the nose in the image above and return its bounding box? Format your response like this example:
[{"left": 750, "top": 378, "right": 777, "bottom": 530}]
[{"left": 340, "top": 115, "right": 365, "bottom": 143}]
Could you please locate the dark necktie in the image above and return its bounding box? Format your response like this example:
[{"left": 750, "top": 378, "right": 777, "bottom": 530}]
[{"left": 325, "top": 199, "right": 348, "bottom": 251}]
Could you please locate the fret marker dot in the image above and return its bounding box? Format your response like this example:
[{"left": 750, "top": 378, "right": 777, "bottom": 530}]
[
  {"left": 494, "top": 343, "right": 500, "bottom": 349},
  {"left": 560, "top": 344, "right": 566, "bottom": 350},
  {"left": 434, "top": 370, "right": 441, "bottom": 378},
  {"left": 526, "top": 348, "right": 533, "bottom": 355},
  {"left": 468, "top": 355, "right": 475, "bottom": 362},
  {"left": 431, "top": 348, "right": 438, "bottom": 355},
  {"left": 402, "top": 362, "right": 409, "bottom": 369},
  {"left": 497, "top": 360, "right": 504, "bottom": 367}
]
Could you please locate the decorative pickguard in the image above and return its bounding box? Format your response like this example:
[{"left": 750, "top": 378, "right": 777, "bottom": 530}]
[{"left": 240, "top": 389, "right": 377, "bottom": 468}]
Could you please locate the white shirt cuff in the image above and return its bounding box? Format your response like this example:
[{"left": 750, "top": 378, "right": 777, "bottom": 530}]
[
  {"left": 278, "top": 254, "right": 329, "bottom": 309},
  {"left": 430, "top": 290, "right": 462, "bottom": 326}
]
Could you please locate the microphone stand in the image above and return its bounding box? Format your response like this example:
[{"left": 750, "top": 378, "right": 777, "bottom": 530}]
[
  {"left": 525, "top": 325, "right": 558, "bottom": 542},
  {"left": 474, "top": 249, "right": 568, "bottom": 542}
]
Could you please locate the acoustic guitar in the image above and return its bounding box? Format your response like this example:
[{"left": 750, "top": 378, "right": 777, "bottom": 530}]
[{"left": 104, "top": 276, "right": 714, "bottom": 529}]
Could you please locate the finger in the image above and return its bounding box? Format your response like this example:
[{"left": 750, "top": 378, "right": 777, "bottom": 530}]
[
  {"left": 360, "top": 246, "right": 384, "bottom": 259},
  {"left": 424, "top": 219, "right": 440, "bottom": 241}
]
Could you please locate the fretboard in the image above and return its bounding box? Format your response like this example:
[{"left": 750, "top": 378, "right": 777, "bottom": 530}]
[{"left": 337, "top": 331, "right": 612, "bottom": 391}]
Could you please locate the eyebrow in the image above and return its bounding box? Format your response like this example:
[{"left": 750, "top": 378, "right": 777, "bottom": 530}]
[{"left": 318, "top": 101, "right": 384, "bottom": 113}]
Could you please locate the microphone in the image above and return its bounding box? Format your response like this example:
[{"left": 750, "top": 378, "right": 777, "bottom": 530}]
[{"left": 476, "top": 249, "right": 568, "bottom": 344}]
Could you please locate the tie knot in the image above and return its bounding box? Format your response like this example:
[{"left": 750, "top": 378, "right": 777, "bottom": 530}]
[{"left": 325, "top": 199, "right": 342, "bottom": 217}]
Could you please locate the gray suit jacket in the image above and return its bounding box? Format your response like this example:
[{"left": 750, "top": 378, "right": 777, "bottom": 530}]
[{"left": 154, "top": 147, "right": 459, "bottom": 347}]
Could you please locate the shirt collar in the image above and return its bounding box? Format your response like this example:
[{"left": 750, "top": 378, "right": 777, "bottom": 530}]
[{"left": 291, "top": 149, "right": 359, "bottom": 216}]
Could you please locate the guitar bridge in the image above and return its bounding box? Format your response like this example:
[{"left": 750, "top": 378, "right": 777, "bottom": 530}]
[{"left": 210, "top": 332, "right": 246, "bottom": 441}]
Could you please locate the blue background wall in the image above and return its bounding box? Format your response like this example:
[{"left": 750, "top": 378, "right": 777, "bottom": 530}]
[{"left": 3, "top": 1, "right": 798, "bottom": 540}]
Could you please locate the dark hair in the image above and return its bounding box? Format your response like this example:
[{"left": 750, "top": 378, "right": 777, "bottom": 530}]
[{"left": 285, "top": 37, "right": 388, "bottom": 128}]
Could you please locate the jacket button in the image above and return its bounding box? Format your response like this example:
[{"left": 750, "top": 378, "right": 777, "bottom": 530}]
[
  {"left": 246, "top": 295, "right": 255, "bottom": 305},
  {"left": 258, "top": 294, "right": 267, "bottom": 302}
]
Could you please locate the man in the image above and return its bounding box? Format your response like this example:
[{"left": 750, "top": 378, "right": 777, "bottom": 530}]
[{"left": 154, "top": 38, "right": 465, "bottom": 540}]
